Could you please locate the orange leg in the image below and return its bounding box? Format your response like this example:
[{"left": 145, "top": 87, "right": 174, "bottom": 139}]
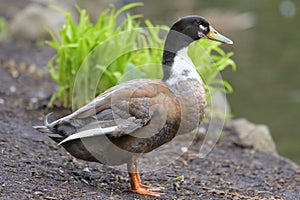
[
  {"left": 134, "top": 160, "right": 150, "bottom": 189},
  {"left": 127, "top": 159, "right": 163, "bottom": 197}
]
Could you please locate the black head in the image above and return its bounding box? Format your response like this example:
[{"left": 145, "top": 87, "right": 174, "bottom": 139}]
[
  {"left": 171, "top": 16, "right": 210, "bottom": 41},
  {"left": 162, "top": 15, "right": 233, "bottom": 80},
  {"left": 169, "top": 15, "right": 233, "bottom": 44}
]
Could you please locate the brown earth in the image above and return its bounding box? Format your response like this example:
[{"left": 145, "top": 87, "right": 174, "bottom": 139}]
[{"left": 0, "top": 41, "right": 299, "bottom": 200}]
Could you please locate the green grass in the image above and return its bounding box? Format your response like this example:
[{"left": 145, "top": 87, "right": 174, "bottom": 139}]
[
  {"left": 47, "top": 3, "right": 236, "bottom": 109},
  {"left": 0, "top": 17, "right": 8, "bottom": 41}
]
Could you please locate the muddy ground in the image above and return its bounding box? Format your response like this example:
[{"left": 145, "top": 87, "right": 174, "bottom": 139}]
[{"left": 0, "top": 41, "right": 299, "bottom": 200}]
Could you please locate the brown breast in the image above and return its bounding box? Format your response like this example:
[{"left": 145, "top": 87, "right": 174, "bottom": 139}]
[
  {"left": 110, "top": 79, "right": 206, "bottom": 154},
  {"left": 167, "top": 79, "right": 206, "bottom": 135}
]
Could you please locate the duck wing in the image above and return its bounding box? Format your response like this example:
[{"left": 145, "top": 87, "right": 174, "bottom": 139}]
[{"left": 34, "top": 79, "right": 176, "bottom": 145}]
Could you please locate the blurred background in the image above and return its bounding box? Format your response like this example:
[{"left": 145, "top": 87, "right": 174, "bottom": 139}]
[{"left": 0, "top": 0, "right": 299, "bottom": 164}]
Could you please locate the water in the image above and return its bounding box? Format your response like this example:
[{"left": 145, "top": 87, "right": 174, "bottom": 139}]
[
  {"left": 221, "top": 0, "right": 300, "bottom": 164},
  {"left": 138, "top": 0, "right": 300, "bottom": 164}
]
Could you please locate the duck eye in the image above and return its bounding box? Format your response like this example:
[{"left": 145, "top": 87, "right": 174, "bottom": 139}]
[{"left": 195, "top": 20, "right": 201, "bottom": 25}]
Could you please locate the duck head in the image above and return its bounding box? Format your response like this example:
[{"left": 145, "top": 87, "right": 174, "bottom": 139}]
[
  {"left": 170, "top": 15, "right": 233, "bottom": 44},
  {"left": 162, "top": 15, "right": 233, "bottom": 81}
]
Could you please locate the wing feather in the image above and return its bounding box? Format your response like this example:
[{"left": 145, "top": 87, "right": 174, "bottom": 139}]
[{"left": 46, "top": 79, "right": 173, "bottom": 144}]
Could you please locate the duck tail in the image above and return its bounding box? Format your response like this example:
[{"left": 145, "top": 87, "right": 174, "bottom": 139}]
[{"left": 33, "top": 113, "right": 64, "bottom": 143}]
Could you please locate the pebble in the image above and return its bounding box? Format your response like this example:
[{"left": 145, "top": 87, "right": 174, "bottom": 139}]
[
  {"left": 30, "top": 97, "right": 38, "bottom": 104},
  {"left": 181, "top": 147, "right": 188, "bottom": 153},
  {"left": 11, "top": 69, "right": 19, "bottom": 78},
  {"left": 9, "top": 85, "right": 17, "bottom": 93},
  {"left": 28, "top": 64, "right": 37, "bottom": 73},
  {"left": 83, "top": 167, "right": 91, "bottom": 173},
  {"left": 198, "top": 126, "right": 207, "bottom": 133},
  {"left": 278, "top": 178, "right": 285, "bottom": 184}
]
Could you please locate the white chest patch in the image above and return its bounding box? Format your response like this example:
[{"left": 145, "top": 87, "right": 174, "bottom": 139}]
[{"left": 166, "top": 47, "right": 201, "bottom": 85}]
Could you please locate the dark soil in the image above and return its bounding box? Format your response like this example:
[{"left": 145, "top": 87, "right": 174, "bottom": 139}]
[{"left": 0, "top": 41, "right": 299, "bottom": 200}]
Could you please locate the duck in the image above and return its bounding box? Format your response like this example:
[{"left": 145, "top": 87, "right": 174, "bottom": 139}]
[{"left": 33, "top": 15, "right": 233, "bottom": 197}]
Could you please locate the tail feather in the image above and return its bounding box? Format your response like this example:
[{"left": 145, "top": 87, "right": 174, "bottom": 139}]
[
  {"left": 33, "top": 112, "right": 64, "bottom": 143},
  {"left": 32, "top": 125, "right": 53, "bottom": 134},
  {"left": 44, "top": 112, "right": 53, "bottom": 127}
]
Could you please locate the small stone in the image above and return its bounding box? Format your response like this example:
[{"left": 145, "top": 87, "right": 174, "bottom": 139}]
[
  {"left": 9, "top": 85, "right": 16, "bottom": 93},
  {"left": 181, "top": 147, "right": 188, "bottom": 153},
  {"left": 29, "top": 97, "right": 39, "bottom": 109},
  {"left": 278, "top": 179, "right": 285, "bottom": 184},
  {"left": 0, "top": 98, "right": 4, "bottom": 104},
  {"left": 4, "top": 59, "right": 16, "bottom": 68},
  {"left": 30, "top": 97, "right": 38, "bottom": 104},
  {"left": 28, "top": 64, "right": 37, "bottom": 73},
  {"left": 10, "top": 69, "right": 19, "bottom": 78},
  {"left": 83, "top": 167, "right": 91, "bottom": 173},
  {"left": 198, "top": 126, "right": 207, "bottom": 133},
  {"left": 19, "top": 62, "right": 27, "bottom": 72}
]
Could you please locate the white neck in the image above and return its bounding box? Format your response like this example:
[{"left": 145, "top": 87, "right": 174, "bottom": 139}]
[{"left": 165, "top": 47, "right": 201, "bottom": 86}]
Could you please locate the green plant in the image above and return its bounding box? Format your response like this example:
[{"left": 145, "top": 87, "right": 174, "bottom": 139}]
[
  {"left": 47, "top": 3, "right": 235, "bottom": 109},
  {"left": 0, "top": 17, "right": 8, "bottom": 41},
  {"left": 190, "top": 39, "right": 236, "bottom": 95}
]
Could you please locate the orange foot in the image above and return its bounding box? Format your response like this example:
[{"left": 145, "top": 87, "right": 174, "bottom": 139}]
[
  {"left": 131, "top": 186, "right": 163, "bottom": 197},
  {"left": 139, "top": 184, "right": 165, "bottom": 191},
  {"left": 128, "top": 160, "right": 164, "bottom": 197}
]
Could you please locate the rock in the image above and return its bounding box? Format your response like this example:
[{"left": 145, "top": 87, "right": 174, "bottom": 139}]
[
  {"left": 231, "top": 118, "right": 278, "bottom": 155},
  {"left": 9, "top": 1, "right": 77, "bottom": 41}
]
